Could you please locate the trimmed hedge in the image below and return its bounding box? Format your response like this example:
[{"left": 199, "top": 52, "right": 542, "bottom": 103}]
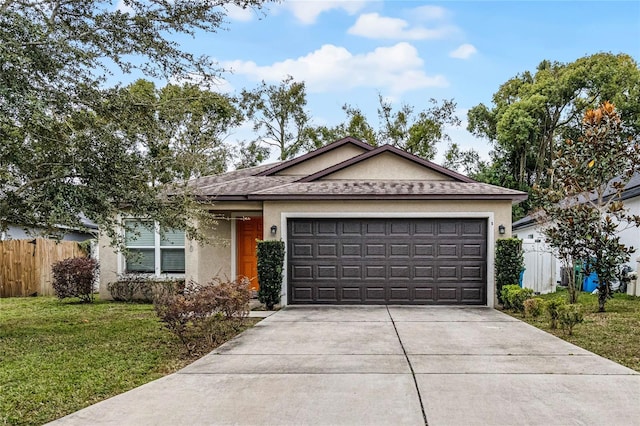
[
  {"left": 495, "top": 238, "right": 524, "bottom": 303},
  {"left": 257, "top": 240, "right": 285, "bottom": 310}
]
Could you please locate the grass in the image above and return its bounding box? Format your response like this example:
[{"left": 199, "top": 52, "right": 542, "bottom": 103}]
[
  {"left": 0, "top": 297, "right": 258, "bottom": 425},
  {"left": 505, "top": 289, "right": 640, "bottom": 372}
]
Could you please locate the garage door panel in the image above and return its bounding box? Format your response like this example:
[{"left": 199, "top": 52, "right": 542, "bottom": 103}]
[
  {"left": 288, "top": 218, "right": 486, "bottom": 305},
  {"left": 389, "top": 287, "right": 410, "bottom": 301},
  {"left": 318, "top": 265, "right": 337, "bottom": 278},
  {"left": 414, "top": 286, "right": 435, "bottom": 301},
  {"left": 390, "top": 266, "right": 410, "bottom": 278},
  {"left": 292, "top": 243, "right": 313, "bottom": 258},
  {"left": 366, "top": 287, "right": 386, "bottom": 301},
  {"left": 414, "top": 244, "right": 435, "bottom": 257},
  {"left": 293, "top": 287, "right": 313, "bottom": 302},
  {"left": 461, "top": 287, "right": 483, "bottom": 303},
  {"left": 390, "top": 244, "right": 410, "bottom": 257},
  {"left": 365, "top": 221, "right": 386, "bottom": 235},
  {"left": 317, "top": 287, "right": 338, "bottom": 302},
  {"left": 291, "top": 265, "right": 313, "bottom": 279},
  {"left": 415, "top": 266, "right": 435, "bottom": 279},
  {"left": 341, "top": 287, "right": 362, "bottom": 301},
  {"left": 366, "top": 244, "right": 386, "bottom": 257},
  {"left": 317, "top": 221, "right": 338, "bottom": 236},
  {"left": 365, "top": 265, "right": 386, "bottom": 279},
  {"left": 291, "top": 221, "right": 314, "bottom": 236},
  {"left": 341, "top": 265, "right": 361, "bottom": 278},
  {"left": 341, "top": 243, "right": 362, "bottom": 257},
  {"left": 317, "top": 244, "right": 338, "bottom": 257}
]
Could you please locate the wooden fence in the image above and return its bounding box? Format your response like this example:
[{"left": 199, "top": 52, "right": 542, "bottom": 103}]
[{"left": 0, "top": 238, "right": 87, "bottom": 297}]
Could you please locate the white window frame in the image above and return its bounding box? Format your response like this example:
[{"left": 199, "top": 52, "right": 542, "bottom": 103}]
[{"left": 122, "top": 219, "right": 186, "bottom": 278}]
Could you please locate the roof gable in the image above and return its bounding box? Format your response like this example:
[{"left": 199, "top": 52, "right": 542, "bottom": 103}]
[
  {"left": 257, "top": 137, "right": 373, "bottom": 177},
  {"left": 298, "top": 144, "right": 476, "bottom": 183}
]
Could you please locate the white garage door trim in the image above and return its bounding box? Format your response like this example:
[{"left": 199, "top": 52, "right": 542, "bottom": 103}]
[{"left": 280, "top": 212, "right": 496, "bottom": 308}]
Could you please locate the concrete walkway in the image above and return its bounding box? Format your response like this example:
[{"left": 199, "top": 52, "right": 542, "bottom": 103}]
[{"left": 50, "top": 306, "right": 640, "bottom": 426}]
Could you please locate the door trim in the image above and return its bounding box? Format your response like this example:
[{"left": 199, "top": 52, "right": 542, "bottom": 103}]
[{"left": 231, "top": 212, "right": 263, "bottom": 282}]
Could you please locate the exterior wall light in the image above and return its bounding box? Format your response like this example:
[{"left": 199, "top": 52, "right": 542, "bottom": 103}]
[
  {"left": 498, "top": 224, "right": 506, "bottom": 235},
  {"left": 270, "top": 225, "right": 278, "bottom": 235}
]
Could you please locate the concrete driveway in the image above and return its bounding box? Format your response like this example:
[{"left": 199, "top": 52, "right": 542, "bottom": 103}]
[{"left": 51, "top": 306, "right": 640, "bottom": 426}]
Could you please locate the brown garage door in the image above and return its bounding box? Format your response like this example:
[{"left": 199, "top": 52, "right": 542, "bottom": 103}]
[{"left": 287, "top": 218, "right": 487, "bottom": 305}]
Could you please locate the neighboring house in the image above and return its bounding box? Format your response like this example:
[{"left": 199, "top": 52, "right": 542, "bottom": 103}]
[
  {"left": 99, "top": 137, "right": 527, "bottom": 307},
  {"left": 1, "top": 214, "right": 98, "bottom": 242},
  {"left": 513, "top": 173, "right": 640, "bottom": 294}
]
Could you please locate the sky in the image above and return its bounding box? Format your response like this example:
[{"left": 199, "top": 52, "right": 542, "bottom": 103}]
[{"left": 118, "top": 0, "right": 640, "bottom": 165}]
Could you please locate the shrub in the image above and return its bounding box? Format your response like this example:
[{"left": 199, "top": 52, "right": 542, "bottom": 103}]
[
  {"left": 545, "top": 298, "right": 567, "bottom": 329},
  {"left": 257, "top": 240, "right": 285, "bottom": 310},
  {"left": 524, "top": 297, "right": 544, "bottom": 318},
  {"left": 201, "top": 277, "right": 251, "bottom": 319},
  {"left": 558, "top": 303, "right": 584, "bottom": 335},
  {"left": 495, "top": 238, "right": 524, "bottom": 303},
  {"left": 501, "top": 284, "right": 533, "bottom": 313},
  {"left": 51, "top": 257, "right": 98, "bottom": 303},
  {"left": 108, "top": 276, "right": 184, "bottom": 303},
  {"left": 154, "top": 277, "right": 252, "bottom": 355}
]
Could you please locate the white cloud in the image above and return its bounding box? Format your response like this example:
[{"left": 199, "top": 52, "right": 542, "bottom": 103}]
[
  {"left": 348, "top": 12, "right": 456, "bottom": 40},
  {"left": 283, "top": 0, "right": 369, "bottom": 25},
  {"left": 222, "top": 42, "right": 448, "bottom": 95},
  {"left": 413, "top": 5, "right": 448, "bottom": 21},
  {"left": 449, "top": 43, "right": 477, "bottom": 59},
  {"left": 225, "top": 4, "right": 256, "bottom": 22}
]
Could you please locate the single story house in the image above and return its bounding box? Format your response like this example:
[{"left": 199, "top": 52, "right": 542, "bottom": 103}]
[
  {"left": 513, "top": 172, "right": 640, "bottom": 294},
  {"left": 99, "top": 137, "right": 527, "bottom": 307}
]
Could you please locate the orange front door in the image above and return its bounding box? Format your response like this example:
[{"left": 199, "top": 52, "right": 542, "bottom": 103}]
[{"left": 236, "top": 216, "right": 263, "bottom": 291}]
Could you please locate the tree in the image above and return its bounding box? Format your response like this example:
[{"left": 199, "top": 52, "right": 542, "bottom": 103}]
[
  {"left": 306, "top": 96, "right": 461, "bottom": 161},
  {"left": 377, "top": 96, "right": 461, "bottom": 160},
  {"left": 304, "top": 103, "right": 377, "bottom": 148},
  {"left": 0, "top": 0, "right": 271, "bottom": 242},
  {"left": 534, "top": 102, "right": 640, "bottom": 311},
  {"left": 241, "top": 76, "right": 311, "bottom": 161},
  {"left": 443, "top": 143, "right": 482, "bottom": 176},
  {"left": 122, "top": 79, "right": 242, "bottom": 180},
  {"left": 468, "top": 53, "right": 640, "bottom": 195}
]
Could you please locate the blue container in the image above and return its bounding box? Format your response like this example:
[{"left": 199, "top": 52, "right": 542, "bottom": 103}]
[{"left": 583, "top": 272, "right": 599, "bottom": 292}]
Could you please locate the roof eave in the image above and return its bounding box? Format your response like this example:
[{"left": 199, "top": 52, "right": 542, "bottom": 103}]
[{"left": 244, "top": 193, "right": 528, "bottom": 201}]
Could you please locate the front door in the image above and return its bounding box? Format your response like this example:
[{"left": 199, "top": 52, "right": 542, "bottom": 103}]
[{"left": 236, "top": 216, "right": 263, "bottom": 291}]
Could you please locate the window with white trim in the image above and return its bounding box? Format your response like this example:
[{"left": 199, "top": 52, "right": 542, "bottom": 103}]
[{"left": 124, "top": 220, "right": 185, "bottom": 275}]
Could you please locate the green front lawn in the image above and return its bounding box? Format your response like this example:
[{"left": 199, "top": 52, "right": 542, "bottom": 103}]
[
  {"left": 506, "top": 290, "right": 640, "bottom": 372},
  {"left": 0, "top": 297, "right": 257, "bottom": 425}
]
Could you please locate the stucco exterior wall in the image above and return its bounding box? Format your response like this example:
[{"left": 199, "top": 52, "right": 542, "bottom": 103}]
[
  {"left": 98, "top": 231, "right": 120, "bottom": 299},
  {"left": 275, "top": 144, "right": 367, "bottom": 176},
  {"left": 322, "top": 153, "right": 455, "bottom": 181},
  {"left": 189, "top": 217, "right": 233, "bottom": 284}
]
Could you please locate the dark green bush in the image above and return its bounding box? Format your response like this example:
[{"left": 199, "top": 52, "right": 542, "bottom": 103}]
[
  {"left": 496, "top": 238, "right": 524, "bottom": 303},
  {"left": 257, "top": 240, "right": 285, "bottom": 310},
  {"left": 51, "top": 257, "right": 99, "bottom": 303},
  {"left": 108, "top": 276, "right": 184, "bottom": 302}
]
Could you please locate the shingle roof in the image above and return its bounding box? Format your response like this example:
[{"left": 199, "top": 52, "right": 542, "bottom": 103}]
[
  {"left": 188, "top": 139, "right": 527, "bottom": 202},
  {"left": 249, "top": 180, "right": 526, "bottom": 200}
]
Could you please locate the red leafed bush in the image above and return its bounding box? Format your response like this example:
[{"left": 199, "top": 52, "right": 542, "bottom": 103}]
[
  {"left": 153, "top": 277, "right": 252, "bottom": 355},
  {"left": 51, "top": 257, "right": 99, "bottom": 303}
]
